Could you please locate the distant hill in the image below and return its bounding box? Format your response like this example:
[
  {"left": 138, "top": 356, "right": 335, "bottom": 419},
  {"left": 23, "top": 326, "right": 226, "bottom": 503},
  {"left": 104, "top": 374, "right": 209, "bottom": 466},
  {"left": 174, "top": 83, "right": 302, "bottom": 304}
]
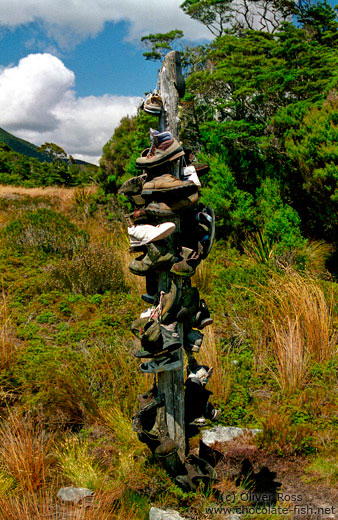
[{"left": 0, "top": 127, "right": 94, "bottom": 167}]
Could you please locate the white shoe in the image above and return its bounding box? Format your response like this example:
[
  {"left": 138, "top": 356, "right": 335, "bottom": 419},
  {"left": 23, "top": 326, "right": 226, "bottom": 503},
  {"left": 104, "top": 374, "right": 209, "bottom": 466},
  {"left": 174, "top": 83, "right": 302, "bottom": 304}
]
[{"left": 128, "top": 222, "right": 175, "bottom": 247}]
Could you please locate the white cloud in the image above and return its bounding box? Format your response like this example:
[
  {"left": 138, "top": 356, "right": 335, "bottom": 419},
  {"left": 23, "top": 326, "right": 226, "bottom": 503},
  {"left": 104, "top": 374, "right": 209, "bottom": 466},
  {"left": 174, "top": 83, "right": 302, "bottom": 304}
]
[
  {"left": 0, "top": 0, "right": 211, "bottom": 46},
  {"left": 0, "top": 54, "right": 140, "bottom": 164}
]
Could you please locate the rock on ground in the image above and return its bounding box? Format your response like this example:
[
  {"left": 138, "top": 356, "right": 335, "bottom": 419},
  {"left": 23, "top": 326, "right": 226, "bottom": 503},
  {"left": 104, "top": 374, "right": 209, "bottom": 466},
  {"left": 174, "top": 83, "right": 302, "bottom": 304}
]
[
  {"left": 202, "top": 426, "right": 261, "bottom": 446},
  {"left": 57, "top": 487, "right": 94, "bottom": 504},
  {"left": 149, "top": 507, "right": 186, "bottom": 520}
]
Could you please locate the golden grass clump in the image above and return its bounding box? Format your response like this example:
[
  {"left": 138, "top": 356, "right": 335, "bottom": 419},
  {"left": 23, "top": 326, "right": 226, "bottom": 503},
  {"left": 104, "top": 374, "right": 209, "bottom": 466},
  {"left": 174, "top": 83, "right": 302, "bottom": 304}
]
[
  {"left": 199, "top": 326, "right": 230, "bottom": 403},
  {"left": 261, "top": 271, "right": 337, "bottom": 392},
  {"left": 0, "top": 293, "right": 21, "bottom": 372},
  {"left": 0, "top": 411, "right": 54, "bottom": 491}
]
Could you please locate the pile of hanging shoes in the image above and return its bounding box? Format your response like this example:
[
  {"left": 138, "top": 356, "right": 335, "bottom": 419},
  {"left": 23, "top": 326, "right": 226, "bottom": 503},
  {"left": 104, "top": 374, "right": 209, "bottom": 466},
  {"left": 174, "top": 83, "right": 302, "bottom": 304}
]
[{"left": 126, "top": 89, "right": 220, "bottom": 485}]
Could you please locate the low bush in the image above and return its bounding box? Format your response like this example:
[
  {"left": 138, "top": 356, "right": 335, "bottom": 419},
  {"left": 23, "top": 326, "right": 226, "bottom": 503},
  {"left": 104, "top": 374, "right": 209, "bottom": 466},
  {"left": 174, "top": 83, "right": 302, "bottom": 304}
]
[
  {"left": 46, "top": 242, "right": 128, "bottom": 295},
  {"left": 3, "top": 208, "right": 88, "bottom": 257}
]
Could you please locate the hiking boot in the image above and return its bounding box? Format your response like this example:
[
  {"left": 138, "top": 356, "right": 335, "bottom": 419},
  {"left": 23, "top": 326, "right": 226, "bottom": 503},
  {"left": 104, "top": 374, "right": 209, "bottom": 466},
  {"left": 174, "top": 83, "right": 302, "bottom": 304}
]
[
  {"left": 129, "top": 242, "right": 176, "bottom": 276},
  {"left": 154, "top": 437, "right": 178, "bottom": 458},
  {"left": 118, "top": 173, "right": 147, "bottom": 197},
  {"left": 143, "top": 91, "right": 163, "bottom": 115},
  {"left": 187, "top": 361, "right": 213, "bottom": 386},
  {"left": 142, "top": 173, "right": 195, "bottom": 195},
  {"left": 135, "top": 322, "right": 181, "bottom": 358},
  {"left": 143, "top": 201, "right": 175, "bottom": 217},
  {"left": 195, "top": 299, "right": 213, "bottom": 329},
  {"left": 161, "top": 281, "right": 180, "bottom": 323},
  {"left": 170, "top": 190, "right": 199, "bottom": 211},
  {"left": 184, "top": 329, "right": 204, "bottom": 353},
  {"left": 136, "top": 129, "right": 184, "bottom": 169},
  {"left": 170, "top": 246, "right": 201, "bottom": 277},
  {"left": 140, "top": 351, "right": 181, "bottom": 373},
  {"left": 131, "top": 316, "right": 161, "bottom": 347},
  {"left": 128, "top": 222, "right": 175, "bottom": 247},
  {"left": 176, "top": 286, "right": 200, "bottom": 324}
]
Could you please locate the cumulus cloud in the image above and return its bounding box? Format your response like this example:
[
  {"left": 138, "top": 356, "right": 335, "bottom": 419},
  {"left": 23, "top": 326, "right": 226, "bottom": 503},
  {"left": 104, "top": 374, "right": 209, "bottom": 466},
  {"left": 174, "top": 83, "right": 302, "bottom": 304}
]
[
  {"left": 0, "top": 0, "right": 211, "bottom": 46},
  {"left": 0, "top": 54, "right": 140, "bottom": 164}
]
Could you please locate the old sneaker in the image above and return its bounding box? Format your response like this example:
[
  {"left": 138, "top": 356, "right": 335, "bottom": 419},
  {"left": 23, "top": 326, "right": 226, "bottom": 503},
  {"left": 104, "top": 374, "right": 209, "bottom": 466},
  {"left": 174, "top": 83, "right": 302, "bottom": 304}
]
[
  {"left": 142, "top": 174, "right": 196, "bottom": 196},
  {"left": 184, "top": 329, "right": 204, "bottom": 353},
  {"left": 195, "top": 299, "right": 213, "bottom": 329},
  {"left": 170, "top": 246, "right": 201, "bottom": 277},
  {"left": 136, "top": 129, "right": 184, "bottom": 169},
  {"left": 128, "top": 222, "right": 175, "bottom": 247},
  {"left": 140, "top": 351, "right": 181, "bottom": 373},
  {"left": 143, "top": 90, "right": 163, "bottom": 115},
  {"left": 118, "top": 173, "right": 147, "bottom": 197},
  {"left": 129, "top": 242, "right": 176, "bottom": 276}
]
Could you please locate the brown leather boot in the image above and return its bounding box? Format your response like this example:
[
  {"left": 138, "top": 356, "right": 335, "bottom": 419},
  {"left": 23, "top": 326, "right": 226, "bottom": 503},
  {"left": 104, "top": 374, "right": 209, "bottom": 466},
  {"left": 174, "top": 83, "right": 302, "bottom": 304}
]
[{"left": 142, "top": 174, "right": 195, "bottom": 195}]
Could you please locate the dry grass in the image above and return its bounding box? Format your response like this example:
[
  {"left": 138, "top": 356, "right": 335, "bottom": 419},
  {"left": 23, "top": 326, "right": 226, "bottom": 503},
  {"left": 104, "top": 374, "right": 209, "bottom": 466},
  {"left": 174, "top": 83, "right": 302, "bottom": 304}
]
[
  {"left": 0, "top": 490, "right": 138, "bottom": 520},
  {"left": 0, "top": 411, "right": 54, "bottom": 491},
  {"left": 199, "top": 326, "right": 230, "bottom": 403},
  {"left": 260, "top": 271, "right": 337, "bottom": 392},
  {"left": 0, "top": 185, "right": 97, "bottom": 212},
  {"left": 0, "top": 293, "right": 21, "bottom": 371}
]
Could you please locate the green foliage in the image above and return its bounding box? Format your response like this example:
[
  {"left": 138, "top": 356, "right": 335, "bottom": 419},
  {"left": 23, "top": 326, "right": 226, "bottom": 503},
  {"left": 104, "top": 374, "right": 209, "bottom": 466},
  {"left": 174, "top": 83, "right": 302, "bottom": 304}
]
[
  {"left": 181, "top": 0, "right": 232, "bottom": 37},
  {"left": 0, "top": 127, "right": 52, "bottom": 162},
  {"left": 3, "top": 209, "right": 89, "bottom": 257},
  {"left": 99, "top": 111, "right": 157, "bottom": 194},
  {"left": 141, "top": 29, "right": 184, "bottom": 61},
  {"left": 284, "top": 92, "right": 338, "bottom": 240},
  {"left": 0, "top": 144, "right": 95, "bottom": 187}
]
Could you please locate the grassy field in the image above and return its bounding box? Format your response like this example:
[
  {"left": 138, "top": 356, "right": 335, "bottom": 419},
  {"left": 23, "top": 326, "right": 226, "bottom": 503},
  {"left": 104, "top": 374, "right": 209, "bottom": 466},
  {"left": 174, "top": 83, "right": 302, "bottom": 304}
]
[{"left": 0, "top": 185, "right": 337, "bottom": 519}]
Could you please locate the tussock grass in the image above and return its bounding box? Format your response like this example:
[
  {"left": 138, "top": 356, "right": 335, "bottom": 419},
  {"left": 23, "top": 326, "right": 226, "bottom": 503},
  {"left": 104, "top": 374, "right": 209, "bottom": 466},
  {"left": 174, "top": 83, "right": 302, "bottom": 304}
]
[
  {"left": 200, "top": 326, "right": 230, "bottom": 403},
  {"left": 0, "top": 293, "right": 21, "bottom": 372},
  {"left": 55, "top": 436, "right": 109, "bottom": 490},
  {"left": 0, "top": 411, "right": 54, "bottom": 491},
  {"left": 0, "top": 489, "right": 138, "bottom": 520},
  {"left": 260, "top": 271, "right": 337, "bottom": 392}
]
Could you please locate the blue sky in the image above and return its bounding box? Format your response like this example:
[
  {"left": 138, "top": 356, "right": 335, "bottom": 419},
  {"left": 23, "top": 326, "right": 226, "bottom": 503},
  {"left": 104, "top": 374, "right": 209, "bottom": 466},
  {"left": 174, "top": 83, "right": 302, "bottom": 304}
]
[
  {"left": 0, "top": 0, "right": 210, "bottom": 163},
  {"left": 0, "top": 0, "right": 336, "bottom": 163},
  {"left": 1, "top": 20, "right": 161, "bottom": 98}
]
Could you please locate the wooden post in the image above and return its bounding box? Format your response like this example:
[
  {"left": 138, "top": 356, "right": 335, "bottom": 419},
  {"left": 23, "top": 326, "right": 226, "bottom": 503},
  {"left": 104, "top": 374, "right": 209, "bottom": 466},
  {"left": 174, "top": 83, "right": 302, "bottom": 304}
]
[{"left": 157, "top": 51, "right": 186, "bottom": 463}]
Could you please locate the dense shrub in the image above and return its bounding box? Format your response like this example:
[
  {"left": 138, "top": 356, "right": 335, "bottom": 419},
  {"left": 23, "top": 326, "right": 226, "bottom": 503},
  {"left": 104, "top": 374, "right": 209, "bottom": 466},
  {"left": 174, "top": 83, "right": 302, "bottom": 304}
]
[
  {"left": 46, "top": 242, "right": 128, "bottom": 295},
  {"left": 3, "top": 209, "right": 89, "bottom": 257}
]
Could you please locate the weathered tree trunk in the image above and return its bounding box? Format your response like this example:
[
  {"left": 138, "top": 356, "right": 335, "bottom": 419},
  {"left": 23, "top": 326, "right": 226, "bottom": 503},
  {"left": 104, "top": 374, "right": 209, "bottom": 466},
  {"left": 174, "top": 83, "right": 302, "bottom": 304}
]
[{"left": 157, "top": 51, "right": 186, "bottom": 464}]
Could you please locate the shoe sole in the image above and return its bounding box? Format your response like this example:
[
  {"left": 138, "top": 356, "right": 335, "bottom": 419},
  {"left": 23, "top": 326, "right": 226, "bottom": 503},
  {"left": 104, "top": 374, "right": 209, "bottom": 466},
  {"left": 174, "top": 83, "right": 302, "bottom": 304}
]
[
  {"left": 183, "top": 344, "right": 201, "bottom": 353},
  {"left": 129, "top": 224, "right": 175, "bottom": 247},
  {"left": 140, "top": 358, "right": 181, "bottom": 373},
  {"left": 134, "top": 343, "right": 181, "bottom": 359},
  {"left": 141, "top": 294, "right": 156, "bottom": 304},
  {"left": 146, "top": 207, "right": 175, "bottom": 217},
  {"left": 142, "top": 182, "right": 195, "bottom": 195},
  {"left": 144, "top": 107, "right": 162, "bottom": 115},
  {"left": 196, "top": 318, "right": 213, "bottom": 329},
  {"left": 129, "top": 259, "right": 173, "bottom": 276},
  {"left": 136, "top": 149, "right": 185, "bottom": 170}
]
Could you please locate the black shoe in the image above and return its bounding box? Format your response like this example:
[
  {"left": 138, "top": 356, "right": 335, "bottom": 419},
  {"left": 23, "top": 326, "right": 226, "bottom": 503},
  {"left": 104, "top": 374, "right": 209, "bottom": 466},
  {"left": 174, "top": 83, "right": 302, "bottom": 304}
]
[
  {"left": 142, "top": 293, "right": 156, "bottom": 304},
  {"left": 195, "top": 299, "right": 213, "bottom": 329}
]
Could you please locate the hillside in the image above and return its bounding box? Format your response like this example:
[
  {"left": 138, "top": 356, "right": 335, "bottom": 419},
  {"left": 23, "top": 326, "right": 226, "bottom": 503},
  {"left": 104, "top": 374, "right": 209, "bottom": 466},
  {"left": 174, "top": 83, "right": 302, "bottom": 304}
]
[
  {"left": 0, "top": 127, "right": 94, "bottom": 167},
  {"left": 0, "top": 127, "right": 52, "bottom": 162}
]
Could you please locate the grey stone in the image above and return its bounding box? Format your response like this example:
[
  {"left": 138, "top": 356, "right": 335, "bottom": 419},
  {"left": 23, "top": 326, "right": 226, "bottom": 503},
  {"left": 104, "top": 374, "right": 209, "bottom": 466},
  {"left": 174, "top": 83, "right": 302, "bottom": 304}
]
[
  {"left": 149, "top": 507, "right": 186, "bottom": 520},
  {"left": 57, "top": 486, "right": 94, "bottom": 504},
  {"left": 202, "top": 426, "right": 262, "bottom": 446}
]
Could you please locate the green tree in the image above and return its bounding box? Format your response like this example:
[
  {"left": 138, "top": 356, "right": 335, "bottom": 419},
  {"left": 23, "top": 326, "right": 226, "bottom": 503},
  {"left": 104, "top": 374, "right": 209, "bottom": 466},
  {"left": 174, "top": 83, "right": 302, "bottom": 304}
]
[{"left": 141, "top": 30, "right": 184, "bottom": 61}]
